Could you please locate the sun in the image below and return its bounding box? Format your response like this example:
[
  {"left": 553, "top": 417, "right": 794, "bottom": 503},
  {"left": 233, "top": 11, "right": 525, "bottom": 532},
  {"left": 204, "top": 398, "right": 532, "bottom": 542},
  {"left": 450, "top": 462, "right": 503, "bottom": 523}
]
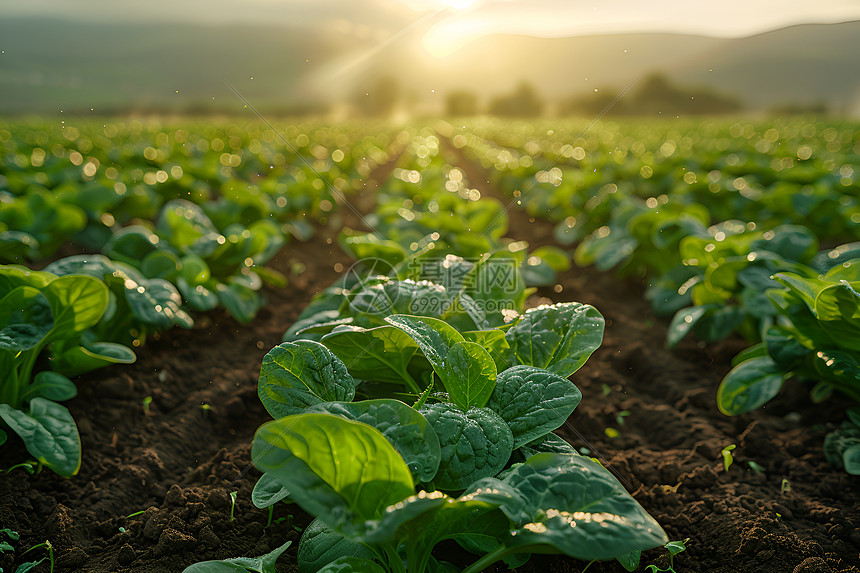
[{"left": 421, "top": 17, "right": 486, "bottom": 57}]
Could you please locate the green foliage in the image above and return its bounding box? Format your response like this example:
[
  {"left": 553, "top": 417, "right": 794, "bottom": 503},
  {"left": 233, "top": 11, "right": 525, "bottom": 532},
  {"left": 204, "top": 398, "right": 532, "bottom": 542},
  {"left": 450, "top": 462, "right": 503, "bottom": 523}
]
[
  {"left": 719, "top": 259, "right": 860, "bottom": 417},
  {"left": 0, "top": 265, "right": 134, "bottom": 476},
  {"left": 505, "top": 303, "right": 605, "bottom": 378},
  {"left": 252, "top": 413, "right": 666, "bottom": 573},
  {"left": 181, "top": 540, "right": 292, "bottom": 572}
]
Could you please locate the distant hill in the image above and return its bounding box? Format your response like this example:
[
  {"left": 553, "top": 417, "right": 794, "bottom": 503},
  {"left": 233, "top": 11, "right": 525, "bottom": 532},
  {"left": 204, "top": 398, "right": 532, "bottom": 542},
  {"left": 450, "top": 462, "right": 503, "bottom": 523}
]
[
  {"left": 0, "top": 18, "right": 353, "bottom": 114},
  {"left": 0, "top": 17, "right": 858, "bottom": 115}
]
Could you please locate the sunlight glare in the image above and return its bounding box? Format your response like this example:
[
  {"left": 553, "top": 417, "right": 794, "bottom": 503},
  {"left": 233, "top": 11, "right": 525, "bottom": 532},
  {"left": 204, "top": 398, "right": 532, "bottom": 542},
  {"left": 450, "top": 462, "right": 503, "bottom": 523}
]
[{"left": 422, "top": 17, "right": 487, "bottom": 57}]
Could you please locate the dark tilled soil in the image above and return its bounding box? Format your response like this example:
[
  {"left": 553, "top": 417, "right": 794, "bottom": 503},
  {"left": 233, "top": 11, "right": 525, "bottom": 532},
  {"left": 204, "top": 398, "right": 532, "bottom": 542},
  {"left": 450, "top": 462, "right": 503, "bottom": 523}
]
[{"left": 1, "top": 145, "right": 859, "bottom": 573}]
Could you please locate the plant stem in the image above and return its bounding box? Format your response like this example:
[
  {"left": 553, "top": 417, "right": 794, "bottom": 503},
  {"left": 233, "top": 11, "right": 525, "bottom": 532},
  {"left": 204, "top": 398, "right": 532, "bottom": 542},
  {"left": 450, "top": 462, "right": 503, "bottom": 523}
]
[
  {"left": 400, "top": 369, "right": 421, "bottom": 394},
  {"left": 461, "top": 544, "right": 512, "bottom": 573},
  {"left": 383, "top": 544, "right": 407, "bottom": 573}
]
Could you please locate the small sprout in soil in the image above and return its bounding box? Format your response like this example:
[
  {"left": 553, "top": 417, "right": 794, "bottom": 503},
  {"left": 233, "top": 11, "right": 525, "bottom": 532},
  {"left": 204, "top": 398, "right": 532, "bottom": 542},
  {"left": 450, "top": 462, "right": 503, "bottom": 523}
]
[
  {"left": 646, "top": 538, "right": 689, "bottom": 572},
  {"left": 780, "top": 478, "right": 791, "bottom": 495},
  {"left": 199, "top": 402, "right": 211, "bottom": 415},
  {"left": 605, "top": 427, "right": 620, "bottom": 438},
  {"left": 127, "top": 510, "right": 146, "bottom": 518},
  {"left": 229, "top": 491, "right": 238, "bottom": 522},
  {"left": 616, "top": 410, "right": 631, "bottom": 425},
  {"left": 579, "top": 447, "right": 591, "bottom": 455},
  {"left": 4, "top": 461, "right": 39, "bottom": 475},
  {"left": 721, "top": 444, "right": 736, "bottom": 472},
  {"left": 748, "top": 461, "right": 765, "bottom": 473},
  {"left": 118, "top": 527, "right": 126, "bottom": 533},
  {"left": 602, "top": 383, "right": 612, "bottom": 396},
  {"left": 290, "top": 262, "right": 306, "bottom": 276},
  {"left": 19, "top": 539, "right": 55, "bottom": 573},
  {"left": 142, "top": 395, "right": 153, "bottom": 414}
]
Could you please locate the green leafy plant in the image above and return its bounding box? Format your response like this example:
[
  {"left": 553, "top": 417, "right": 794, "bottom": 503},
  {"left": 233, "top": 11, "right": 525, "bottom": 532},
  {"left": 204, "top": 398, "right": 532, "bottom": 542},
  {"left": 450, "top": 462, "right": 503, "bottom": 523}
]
[
  {"left": 644, "top": 538, "right": 689, "bottom": 573},
  {"left": 102, "top": 199, "right": 288, "bottom": 323},
  {"left": 717, "top": 259, "right": 860, "bottom": 417},
  {"left": 824, "top": 408, "right": 860, "bottom": 475},
  {"left": 720, "top": 444, "right": 736, "bottom": 472},
  {"left": 0, "top": 265, "right": 122, "bottom": 476},
  {"left": 244, "top": 287, "right": 667, "bottom": 571},
  {"left": 181, "top": 540, "right": 292, "bottom": 573},
  {"left": 252, "top": 413, "right": 667, "bottom": 573}
]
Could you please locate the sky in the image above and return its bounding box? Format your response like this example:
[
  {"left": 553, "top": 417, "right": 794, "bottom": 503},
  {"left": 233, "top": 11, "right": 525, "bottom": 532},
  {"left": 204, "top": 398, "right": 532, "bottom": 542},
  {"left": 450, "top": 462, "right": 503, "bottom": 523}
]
[{"left": 3, "top": 0, "right": 860, "bottom": 57}]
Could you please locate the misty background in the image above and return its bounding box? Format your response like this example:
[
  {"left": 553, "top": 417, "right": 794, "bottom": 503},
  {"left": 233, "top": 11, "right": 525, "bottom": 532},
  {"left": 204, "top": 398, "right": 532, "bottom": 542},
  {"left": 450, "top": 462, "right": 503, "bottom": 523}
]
[{"left": 1, "top": 0, "right": 859, "bottom": 117}]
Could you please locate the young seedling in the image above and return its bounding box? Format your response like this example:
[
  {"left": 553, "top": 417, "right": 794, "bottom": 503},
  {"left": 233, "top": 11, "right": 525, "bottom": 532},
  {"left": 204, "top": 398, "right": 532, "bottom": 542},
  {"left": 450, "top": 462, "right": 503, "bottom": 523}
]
[
  {"left": 747, "top": 461, "right": 765, "bottom": 473},
  {"left": 19, "top": 539, "right": 55, "bottom": 573},
  {"left": 3, "top": 460, "right": 40, "bottom": 475},
  {"left": 616, "top": 410, "right": 631, "bottom": 426},
  {"left": 780, "top": 478, "right": 791, "bottom": 495},
  {"left": 721, "top": 444, "right": 736, "bottom": 472},
  {"left": 645, "top": 538, "right": 689, "bottom": 572},
  {"left": 142, "top": 396, "right": 153, "bottom": 415},
  {"left": 229, "top": 491, "right": 238, "bottom": 522}
]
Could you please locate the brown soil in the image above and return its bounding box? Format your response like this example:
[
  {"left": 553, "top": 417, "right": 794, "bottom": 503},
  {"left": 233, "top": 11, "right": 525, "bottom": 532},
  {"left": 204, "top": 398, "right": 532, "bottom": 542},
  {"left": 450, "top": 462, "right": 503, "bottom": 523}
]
[{"left": 1, "top": 142, "right": 859, "bottom": 573}]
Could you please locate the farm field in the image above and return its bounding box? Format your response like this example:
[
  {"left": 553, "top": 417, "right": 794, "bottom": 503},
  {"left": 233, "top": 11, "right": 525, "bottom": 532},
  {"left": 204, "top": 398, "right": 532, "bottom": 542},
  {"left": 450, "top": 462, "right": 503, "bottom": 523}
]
[{"left": 0, "top": 116, "right": 859, "bottom": 573}]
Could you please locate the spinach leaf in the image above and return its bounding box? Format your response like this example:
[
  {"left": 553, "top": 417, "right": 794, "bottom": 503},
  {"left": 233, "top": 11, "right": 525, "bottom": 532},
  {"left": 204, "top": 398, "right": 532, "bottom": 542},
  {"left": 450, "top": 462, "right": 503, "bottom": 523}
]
[
  {"left": 505, "top": 303, "right": 604, "bottom": 377},
  {"left": 493, "top": 453, "right": 668, "bottom": 560},
  {"left": 348, "top": 279, "right": 449, "bottom": 326},
  {"left": 252, "top": 413, "right": 415, "bottom": 537},
  {"left": 419, "top": 403, "right": 513, "bottom": 490},
  {"left": 487, "top": 365, "right": 581, "bottom": 448},
  {"left": 298, "top": 518, "right": 377, "bottom": 573},
  {"left": 0, "top": 398, "right": 80, "bottom": 477},
  {"left": 462, "top": 330, "right": 511, "bottom": 372},
  {"left": 442, "top": 341, "right": 497, "bottom": 410},
  {"left": 517, "top": 432, "right": 577, "bottom": 459},
  {"left": 386, "top": 315, "right": 497, "bottom": 410},
  {"left": 258, "top": 340, "right": 356, "bottom": 418},
  {"left": 181, "top": 540, "right": 292, "bottom": 573},
  {"left": 251, "top": 472, "right": 291, "bottom": 509},
  {"left": 320, "top": 325, "right": 419, "bottom": 390},
  {"left": 307, "top": 399, "right": 441, "bottom": 483},
  {"left": 463, "top": 252, "right": 526, "bottom": 327},
  {"left": 384, "top": 315, "right": 464, "bottom": 367},
  {"left": 717, "top": 356, "right": 786, "bottom": 415},
  {"left": 317, "top": 556, "right": 387, "bottom": 573}
]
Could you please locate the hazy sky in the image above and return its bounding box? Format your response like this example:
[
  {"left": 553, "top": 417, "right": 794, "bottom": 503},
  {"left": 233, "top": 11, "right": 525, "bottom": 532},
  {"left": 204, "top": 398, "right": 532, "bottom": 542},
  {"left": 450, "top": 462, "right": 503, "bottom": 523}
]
[{"left": 4, "top": 0, "right": 860, "bottom": 57}]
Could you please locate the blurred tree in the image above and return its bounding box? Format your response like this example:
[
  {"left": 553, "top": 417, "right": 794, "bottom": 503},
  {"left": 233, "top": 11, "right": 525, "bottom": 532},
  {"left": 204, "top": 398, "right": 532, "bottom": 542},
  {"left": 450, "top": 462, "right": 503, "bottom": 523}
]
[
  {"left": 354, "top": 75, "right": 400, "bottom": 117},
  {"left": 560, "top": 72, "right": 742, "bottom": 116},
  {"left": 488, "top": 82, "right": 544, "bottom": 117},
  {"left": 559, "top": 88, "right": 624, "bottom": 116},
  {"left": 768, "top": 101, "right": 828, "bottom": 116},
  {"left": 445, "top": 90, "right": 479, "bottom": 116}
]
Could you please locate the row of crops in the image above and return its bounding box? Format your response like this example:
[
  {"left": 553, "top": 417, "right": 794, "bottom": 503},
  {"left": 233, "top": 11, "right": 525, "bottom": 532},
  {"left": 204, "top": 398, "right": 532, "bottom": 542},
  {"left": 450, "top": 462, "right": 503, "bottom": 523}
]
[
  {"left": 1, "top": 116, "right": 859, "bottom": 573},
  {"left": 0, "top": 119, "right": 396, "bottom": 476},
  {"left": 456, "top": 118, "right": 860, "bottom": 473}
]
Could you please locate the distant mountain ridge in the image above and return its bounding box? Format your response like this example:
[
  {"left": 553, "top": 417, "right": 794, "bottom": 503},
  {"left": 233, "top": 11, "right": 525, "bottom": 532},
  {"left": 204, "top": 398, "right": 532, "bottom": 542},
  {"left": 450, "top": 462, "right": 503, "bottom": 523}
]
[{"left": 0, "top": 17, "right": 857, "bottom": 114}]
